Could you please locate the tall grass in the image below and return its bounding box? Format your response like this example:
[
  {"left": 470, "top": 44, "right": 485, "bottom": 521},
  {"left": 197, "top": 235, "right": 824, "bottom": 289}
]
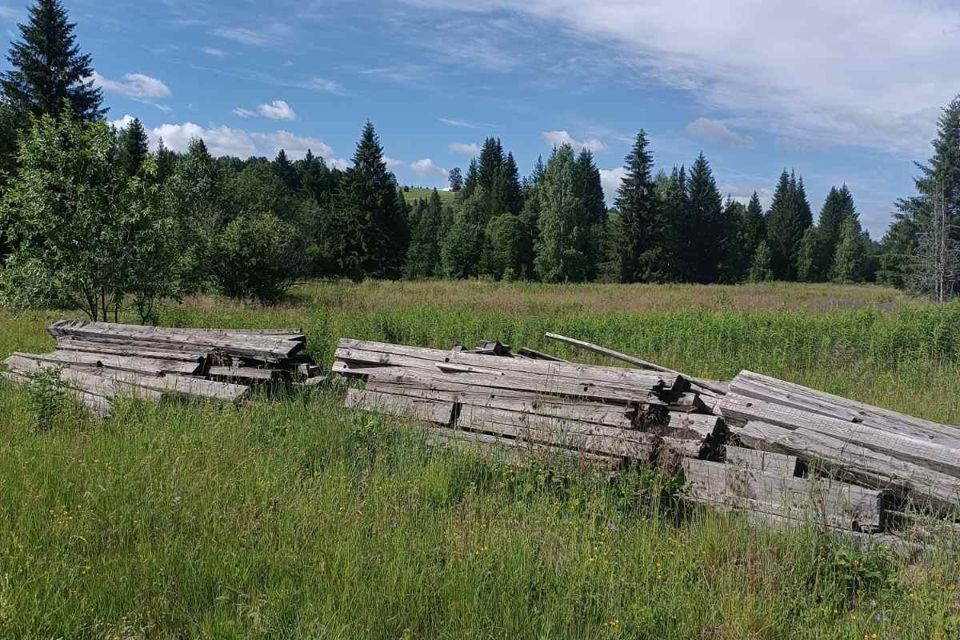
[{"left": 0, "top": 281, "right": 958, "bottom": 638}]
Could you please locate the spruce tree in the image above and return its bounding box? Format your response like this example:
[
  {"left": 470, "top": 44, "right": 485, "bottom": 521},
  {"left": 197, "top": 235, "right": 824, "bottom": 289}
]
[
  {"left": 684, "top": 153, "right": 725, "bottom": 283},
  {"left": 816, "top": 185, "right": 855, "bottom": 277},
  {"left": 273, "top": 149, "right": 300, "bottom": 192},
  {"left": 766, "top": 170, "right": 813, "bottom": 280},
  {"left": 155, "top": 138, "right": 176, "bottom": 184},
  {"left": 448, "top": 167, "right": 463, "bottom": 192},
  {"left": 718, "top": 198, "right": 747, "bottom": 283},
  {"left": 573, "top": 149, "right": 607, "bottom": 279},
  {"left": 338, "top": 121, "right": 408, "bottom": 279},
  {"left": 615, "top": 131, "right": 658, "bottom": 283},
  {"left": 653, "top": 166, "right": 687, "bottom": 282},
  {"left": 117, "top": 117, "right": 149, "bottom": 178},
  {"left": 296, "top": 150, "right": 334, "bottom": 204},
  {"left": 534, "top": 145, "right": 586, "bottom": 282},
  {"left": 1, "top": 0, "right": 103, "bottom": 120}
]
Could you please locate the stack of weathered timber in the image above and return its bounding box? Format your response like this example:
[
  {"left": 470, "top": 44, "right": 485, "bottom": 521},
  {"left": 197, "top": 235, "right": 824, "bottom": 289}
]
[
  {"left": 335, "top": 335, "right": 960, "bottom": 547},
  {"left": 2, "top": 320, "right": 323, "bottom": 417}
]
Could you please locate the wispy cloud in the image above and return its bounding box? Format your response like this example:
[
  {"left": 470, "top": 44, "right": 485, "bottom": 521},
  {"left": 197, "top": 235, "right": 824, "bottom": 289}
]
[
  {"left": 439, "top": 117, "right": 491, "bottom": 129},
  {"left": 541, "top": 130, "right": 606, "bottom": 153},
  {"left": 91, "top": 71, "right": 172, "bottom": 101},
  {"left": 449, "top": 142, "right": 480, "bottom": 154},
  {"left": 202, "top": 46, "right": 226, "bottom": 58},
  {"left": 685, "top": 118, "right": 752, "bottom": 148},
  {"left": 212, "top": 23, "right": 292, "bottom": 47},
  {"left": 408, "top": 0, "right": 960, "bottom": 154},
  {"left": 0, "top": 6, "right": 17, "bottom": 20},
  {"left": 234, "top": 99, "right": 297, "bottom": 121}
]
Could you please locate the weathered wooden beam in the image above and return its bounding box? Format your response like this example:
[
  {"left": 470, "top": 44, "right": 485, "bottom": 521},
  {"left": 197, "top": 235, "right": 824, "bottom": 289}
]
[
  {"left": 55, "top": 338, "right": 207, "bottom": 363},
  {"left": 332, "top": 360, "right": 666, "bottom": 406},
  {"left": 11, "top": 350, "right": 201, "bottom": 377},
  {"left": 682, "top": 458, "right": 884, "bottom": 532},
  {"left": 732, "top": 421, "right": 960, "bottom": 513},
  {"left": 719, "top": 394, "right": 960, "bottom": 478},
  {"left": 731, "top": 370, "right": 960, "bottom": 448},
  {"left": 2, "top": 370, "right": 114, "bottom": 418},
  {"left": 345, "top": 388, "right": 454, "bottom": 425},
  {"left": 724, "top": 446, "right": 799, "bottom": 477},
  {"left": 422, "top": 426, "right": 619, "bottom": 467},
  {"left": 543, "top": 332, "right": 725, "bottom": 395}
]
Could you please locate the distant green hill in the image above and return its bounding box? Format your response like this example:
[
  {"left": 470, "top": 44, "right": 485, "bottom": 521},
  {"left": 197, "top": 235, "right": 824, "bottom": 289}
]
[{"left": 400, "top": 187, "right": 457, "bottom": 206}]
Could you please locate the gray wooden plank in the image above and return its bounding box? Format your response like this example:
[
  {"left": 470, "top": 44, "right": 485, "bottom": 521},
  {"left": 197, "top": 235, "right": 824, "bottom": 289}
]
[
  {"left": 12, "top": 350, "right": 200, "bottom": 377},
  {"left": 55, "top": 338, "right": 206, "bottom": 363},
  {"left": 682, "top": 458, "right": 884, "bottom": 532},
  {"left": 719, "top": 394, "right": 960, "bottom": 478},
  {"left": 345, "top": 388, "right": 454, "bottom": 425},
  {"left": 724, "top": 446, "right": 799, "bottom": 476},
  {"left": 732, "top": 421, "right": 960, "bottom": 513}
]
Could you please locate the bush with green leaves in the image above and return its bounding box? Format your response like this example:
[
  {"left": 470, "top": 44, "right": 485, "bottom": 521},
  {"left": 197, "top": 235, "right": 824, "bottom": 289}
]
[
  {"left": 0, "top": 110, "right": 185, "bottom": 321},
  {"left": 211, "top": 212, "right": 305, "bottom": 303}
]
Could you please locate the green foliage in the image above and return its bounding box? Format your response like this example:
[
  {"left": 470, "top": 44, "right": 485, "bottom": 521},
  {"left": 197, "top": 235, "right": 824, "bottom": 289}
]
[
  {"left": 482, "top": 213, "right": 525, "bottom": 280},
  {"left": 441, "top": 186, "right": 488, "bottom": 278},
  {"left": 0, "top": 0, "right": 103, "bottom": 121},
  {"left": 448, "top": 166, "right": 463, "bottom": 192},
  {"left": 534, "top": 145, "right": 587, "bottom": 283},
  {"left": 831, "top": 216, "right": 868, "bottom": 283},
  {"left": 748, "top": 241, "right": 775, "bottom": 282},
  {"left": 24, "top": 365, "right": 69, "bottom": 431},
  {"left": 720, "top": 194, "right": 765, "bottom": 283},
  {"left": 211, "top": 212, "right": 305, "bottom": 302},
  {"left": 0, "top": 112, "right": 175, "bottom": 320},
  {"left": 796, "top": 227, "right": 822, "bottom": 282}
]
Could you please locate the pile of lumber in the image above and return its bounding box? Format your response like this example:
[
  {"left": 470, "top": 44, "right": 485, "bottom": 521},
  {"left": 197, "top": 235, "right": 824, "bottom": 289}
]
[
  {"left": 335, "top": 335, "right": 960, "bottom": 547},
  {"left": 2, "top": 321, "right": 323, "bottom": 417}
]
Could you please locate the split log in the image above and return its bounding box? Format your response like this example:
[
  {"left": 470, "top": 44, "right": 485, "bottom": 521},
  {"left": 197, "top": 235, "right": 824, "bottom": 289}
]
[
  {"left": 732, "top": 421, "right": 960, "bottom": 513},
  {"left": 682, "top": 458, "right": 884, "bottom": 532}
]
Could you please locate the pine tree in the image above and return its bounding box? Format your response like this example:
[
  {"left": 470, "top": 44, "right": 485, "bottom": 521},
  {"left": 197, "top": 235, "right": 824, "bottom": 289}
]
[
  {"left": 273, "top": 149, "right": 300, "bottom": 192},
  {"left": 339, "top": 121, "right": 408, "bottom": 279},
  {"left": 684, "top": 153, "right": 725, "bottom": 283},
  {"left": 615, "top": 131, "right": 658, "bottom": 283},
  {"left": 766, "top": 170, "right": 813, "bottom": 280},
  {"left": 0, "top": 0, "right": 103, "bottom": 120},
  {"left": 748, "top": 241, "right": 774, "bottom": 282},
  {"left": 117, "top": 117, "right": 149, "bottom": 178},
  {"left": 534, "top": 145, "right": 586, "bottom": 282}
]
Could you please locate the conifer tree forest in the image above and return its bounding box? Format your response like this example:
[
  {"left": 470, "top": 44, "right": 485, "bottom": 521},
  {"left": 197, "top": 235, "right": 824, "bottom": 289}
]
[{"left": 0, "top": 0, "right": 958, "bottom": 317}]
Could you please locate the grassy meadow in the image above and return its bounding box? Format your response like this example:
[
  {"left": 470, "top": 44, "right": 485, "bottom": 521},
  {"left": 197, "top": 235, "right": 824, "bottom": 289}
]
[{"left": 1, "top": 280, "right": 959, "bottom": 638}]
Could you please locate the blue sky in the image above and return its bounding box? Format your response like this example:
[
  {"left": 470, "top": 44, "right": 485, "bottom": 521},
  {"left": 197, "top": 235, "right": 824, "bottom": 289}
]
[{"left": 3, "top": 0, "right": 960, "bottom": 237}]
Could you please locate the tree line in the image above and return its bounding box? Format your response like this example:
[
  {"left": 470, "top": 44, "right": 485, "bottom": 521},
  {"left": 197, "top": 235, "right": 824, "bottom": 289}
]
[{"left": 0, "top": 0, "right": 956, "bottom": 323}]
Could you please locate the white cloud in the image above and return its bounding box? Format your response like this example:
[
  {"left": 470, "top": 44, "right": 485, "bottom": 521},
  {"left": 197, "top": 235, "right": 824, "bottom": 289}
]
[
  {"left": 541, "top": 130, "right": 606, "bottom": 153},
  {"left": 410, "top": 158, "right": 447, "bottom": 177},
  {"left": 449, "top": 142, "right": 480, "bottom": 154},
  {"left": 409, "top": 0, "right": 960, "bottom": 154},
  {"left": 212, "top": 23, "right": 292, "bottom": 47},
  {"left": 92, "top": 71, "right": 171, "bottom": 101},
  {"left": 599, "top": 167, "right": 626, "bottom": 207},
  {"left": 234, "top": 99, "right": 296, "bottom": 121},
  {"left": 385, "top": 156, "right": 406, "bottom": 170},
  {"left": 146, "top": 121, "right": 342, "bottom": 165},
  {"left": 202, "top": 47, "right": 227, "bottom": 58},
  {"left": 109, "top": 114, "right": 136, "bottom": 130},
  {"left": 0, "top": 6, "right": 16, "bottom": 20},
  {"left": 296, "top": 77, "right": 347, "bottom": 95},
  {"left": 685, "top": 118, "right": 751, "bottom": 148},
  {"left": 439, "top": 117, "right": 491, "bottom": 129}
]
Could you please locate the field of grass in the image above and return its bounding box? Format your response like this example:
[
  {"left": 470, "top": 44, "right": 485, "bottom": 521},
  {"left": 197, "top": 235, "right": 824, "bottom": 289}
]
[
  {"left": 400, "top": 186, "right": 456, "bottom": 206},
  {"left": 1, "top": 281, "right": 959, "bottom": 638}
]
